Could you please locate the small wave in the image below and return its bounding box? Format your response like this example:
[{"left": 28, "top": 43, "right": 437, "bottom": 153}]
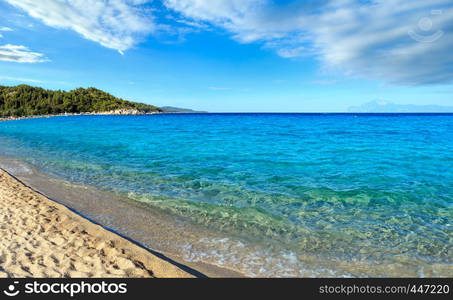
[
  {"left": 179, "top": 237, "right": 351, "bottom": 277},
  {"left": 0, "top": 158, "right": 34, "bottom": 176}
]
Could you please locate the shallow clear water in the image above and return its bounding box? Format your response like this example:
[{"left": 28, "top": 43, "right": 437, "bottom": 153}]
[{"left": 0, "top": 114, "right": 452, "bottom": 277}]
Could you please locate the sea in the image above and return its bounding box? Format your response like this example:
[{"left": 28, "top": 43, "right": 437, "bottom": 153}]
[{"left": 0, "top": 113, "right": 452, "bottom": 277}]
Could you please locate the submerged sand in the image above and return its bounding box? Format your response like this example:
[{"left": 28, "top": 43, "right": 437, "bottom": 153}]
[{"left": 0, "top": 169, "right": 192, "bottom": 278}]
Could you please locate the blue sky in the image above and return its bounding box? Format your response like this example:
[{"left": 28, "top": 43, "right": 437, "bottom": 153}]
[{"left": 0, "top": 0, "right": 452, "bottom": 112}]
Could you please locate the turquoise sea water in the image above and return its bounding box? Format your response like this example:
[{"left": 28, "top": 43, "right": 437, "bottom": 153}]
[{"left": 0, "top": 114, "right": 452, "bottom": 277}]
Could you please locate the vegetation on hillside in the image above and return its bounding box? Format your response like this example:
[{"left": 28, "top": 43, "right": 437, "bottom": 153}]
[{"left": 0, "top": 85, "right": 161, "bottom": 117}]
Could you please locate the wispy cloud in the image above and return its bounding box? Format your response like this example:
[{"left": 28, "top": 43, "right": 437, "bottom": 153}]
[
  {"left": 0, "top": 26, "right": 13, "bottom": 38},
  {"left": 172, "top": 18, "right": 209, "bottom": 30},
  {"left": 275, "top": 46, "right": 306, "bottom": 59},
  {"left": 0, "top": 26, "right": 13, "bottom": 32},
  {"left": 0, "top": 44, "right": 49, "bottom": 63},
  {"left": 3, "top": 0, "right": 155, "bottom": 53},
  {"left": 165, "top": 0, "right": 453, "bottom": 85},
  {"left": 3, "top": 0, "right": 453, "bottom": 85},
  {"left": 0, "top": 75, "right": 46, "bottom": 83}
]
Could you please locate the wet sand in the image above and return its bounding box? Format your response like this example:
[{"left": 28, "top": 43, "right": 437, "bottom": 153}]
[{"left": 0, "top": 168, "right": 193, "bottom": 278}]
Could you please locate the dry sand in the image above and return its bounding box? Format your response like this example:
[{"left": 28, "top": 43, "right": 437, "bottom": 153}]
[{"left": 0, "top": 169, "right": 193, "bottom": 278}]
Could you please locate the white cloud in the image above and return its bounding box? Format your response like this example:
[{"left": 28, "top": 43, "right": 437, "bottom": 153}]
[
  {"left": 0, "top": 27, "right": 14, "bottom": 32},
  {"left": 312, "top": 0, "right": 453, "bottom": 85},
  {"left": 165, "top": 0, "right": 453, "bottom": 85},
  {"left": 164, "top": 0, "right": 289, "bottom": 43},
  {"left": 0, "top": 44, "right": 49, "bottom": 63},
  {"left": 3, "top": 0, "right": 452, "bottom": 85},
  {"left": 0, "top": 26, "right": 13, "bottom": 38},
  {"left": 4, "top": 0, "right": 155, "bottom": 53},
  {"left": 173, "top": 18, "right": 209, "bottom": 30},
  {"left": 276, "top": 46, "right": 306, "bottom": 58}
]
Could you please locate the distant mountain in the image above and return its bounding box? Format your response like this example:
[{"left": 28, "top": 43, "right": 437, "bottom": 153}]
[
  {"left": 348, "top": 100, "right": 453, "bottom": 113},
  {"left": 160, "top": 106, "right": 207, "bottom": 113},
  {"left": 0, "top": 85, "right": 161, "bottom": 117}
]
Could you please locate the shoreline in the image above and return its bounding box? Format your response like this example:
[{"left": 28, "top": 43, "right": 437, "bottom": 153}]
[
  {"left": 0, "top": 111, "right": 161, "bottom": 122},
  {"left": 0, "top": 109, "right": 214, "bottom": 122},
  {"left": 0, "top": 158, "right": 245, "bottom": 278},
  {"left": 3, "top": 112, "right": 453, "bottom": 123},
  {"left": 0, "top": 167, "right": 197, "bottom": 278}
]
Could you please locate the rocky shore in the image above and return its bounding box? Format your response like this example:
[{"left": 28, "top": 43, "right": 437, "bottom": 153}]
[{"left": 0, "top": 109, "right": 159, "bottom": 122}]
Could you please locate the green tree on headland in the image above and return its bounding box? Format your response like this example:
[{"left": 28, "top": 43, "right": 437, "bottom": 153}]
[{"left": 0, "top": 85, "right": 161, "bottom": 117}]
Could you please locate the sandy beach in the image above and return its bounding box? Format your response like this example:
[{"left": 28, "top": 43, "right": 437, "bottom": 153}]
[{"left": 0, "top": 168, "right": 192, "bottom": 278}]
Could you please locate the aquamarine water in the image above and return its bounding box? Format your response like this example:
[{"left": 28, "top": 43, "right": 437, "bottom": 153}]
[{"left": 0, "top": 114, "right": 452, "bottom": 277}]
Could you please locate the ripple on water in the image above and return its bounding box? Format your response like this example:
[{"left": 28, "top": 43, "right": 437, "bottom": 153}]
[{"left": 0, "top": 114, "right": 452, "bottom": 277}]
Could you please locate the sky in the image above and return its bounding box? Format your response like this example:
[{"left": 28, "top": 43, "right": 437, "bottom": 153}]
[{"left": 0, "top": 0, "right": 452, "bottom": 112}]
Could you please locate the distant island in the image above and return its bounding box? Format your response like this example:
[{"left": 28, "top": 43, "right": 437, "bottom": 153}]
[
  {"left": 160, "top": 106, "right": 207, "bottom": 113},
  {"left": 0, "top": 84, "right": 162, "bottom": 118},
  {"left": 349, "top": 100, "right": 453, "bottom": 113}
]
